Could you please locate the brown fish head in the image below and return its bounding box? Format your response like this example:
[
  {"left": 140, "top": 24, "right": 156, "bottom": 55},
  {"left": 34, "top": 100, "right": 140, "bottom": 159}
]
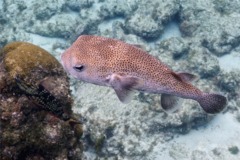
[
  {"left": 61, "top": 39, "right": 109, "bottom": 85},
  {"left": 61, "top": 49, "right": 88, "bottom": 80}
]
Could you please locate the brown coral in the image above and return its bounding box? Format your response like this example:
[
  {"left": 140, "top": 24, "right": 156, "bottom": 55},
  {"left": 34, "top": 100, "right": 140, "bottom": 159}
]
[
  {"left": 3, "top": 42, "right": 60, "bottom": 80},
  {"left": 0, "top": 41, "right": 83, "bottom": 160},
  {"left": 2, "top": 41, "right": 73, "bottom": 120}
]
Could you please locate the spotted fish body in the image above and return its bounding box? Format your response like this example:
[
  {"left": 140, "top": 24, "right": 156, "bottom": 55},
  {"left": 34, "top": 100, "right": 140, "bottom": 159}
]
[{"left": 61, "top": 35, "right": 227, "bottom": 114}]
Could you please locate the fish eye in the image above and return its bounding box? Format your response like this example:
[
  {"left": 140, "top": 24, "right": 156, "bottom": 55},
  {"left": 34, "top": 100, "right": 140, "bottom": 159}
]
[{"left": 73, "top": 65, "right": 85, "bottom": 72}]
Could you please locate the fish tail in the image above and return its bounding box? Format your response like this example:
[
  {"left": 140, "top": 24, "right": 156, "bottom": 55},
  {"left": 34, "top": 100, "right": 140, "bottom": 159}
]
[{"left": 197, "top": 93, "right": 227, "bottom": 114}]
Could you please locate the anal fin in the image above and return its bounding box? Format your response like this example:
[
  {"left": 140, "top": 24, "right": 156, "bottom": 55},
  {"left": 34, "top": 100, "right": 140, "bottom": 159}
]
[{"left": 161, "top": 94, "right": 181, "bottom": 113}]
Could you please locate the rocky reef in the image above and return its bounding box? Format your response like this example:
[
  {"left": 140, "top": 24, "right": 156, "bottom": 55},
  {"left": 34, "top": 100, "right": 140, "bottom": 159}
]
[
  {"left": 0, "top": 0, "right": 240, "bottom": 159},
  {"left": 0, "top": 42, "right": 83, "bottom": 160}
]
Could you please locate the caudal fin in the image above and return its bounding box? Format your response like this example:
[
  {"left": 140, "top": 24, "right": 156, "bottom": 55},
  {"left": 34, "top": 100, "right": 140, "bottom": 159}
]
[{"left": 198, "top": 93, "right": 227, "bottom": 114}]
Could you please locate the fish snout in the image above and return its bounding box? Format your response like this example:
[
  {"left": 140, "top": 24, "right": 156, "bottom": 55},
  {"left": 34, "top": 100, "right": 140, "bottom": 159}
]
[
  {"left": 61, "top": 51, "right": 83, "bottom": 79},
  {"left": 61, "top": 50, "right": 72, "bottom": 73}
]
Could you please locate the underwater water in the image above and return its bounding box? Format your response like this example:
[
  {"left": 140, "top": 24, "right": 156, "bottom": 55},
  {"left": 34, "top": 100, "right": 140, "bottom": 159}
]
[{"left": 1, "top": 0, "right": 240, "bottom": 160}]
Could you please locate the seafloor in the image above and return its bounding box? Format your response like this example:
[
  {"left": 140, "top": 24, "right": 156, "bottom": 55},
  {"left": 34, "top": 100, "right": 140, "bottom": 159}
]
[{"left": 0, "top": 0, "right": 240, "bottom": 159}]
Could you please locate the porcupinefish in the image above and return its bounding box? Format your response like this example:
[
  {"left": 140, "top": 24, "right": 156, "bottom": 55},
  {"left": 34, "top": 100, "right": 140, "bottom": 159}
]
[{"left": 61, "top": 35, "right": 227, "bottom": 114}]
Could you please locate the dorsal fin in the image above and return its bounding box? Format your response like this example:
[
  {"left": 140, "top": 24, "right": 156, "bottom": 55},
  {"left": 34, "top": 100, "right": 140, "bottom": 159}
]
[
  {"left": 171, "top": 72, "right": 183, "bottom": 82},
  {"left": 171, "top": 72, "right": 197, "bottom": 82}
]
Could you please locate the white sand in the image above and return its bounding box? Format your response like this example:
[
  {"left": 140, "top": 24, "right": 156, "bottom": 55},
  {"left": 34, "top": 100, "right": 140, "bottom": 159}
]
[
  {"left": 218, "top": 53, "right": 240, "bottom": 72},
  {"left": 149, "top": 21, "right": 181, "bottom": 48},
  {"left": 150, "top": 113, "right": 240, "bottom": 160},
  {"left": 0, "top": 1, "right": 2, "bottom": 10},
  {"left": 160, "top": 21, "right": 182, "bottom": 41},
  {"left": 26, "top": 33, "right": 66, "bottom": 61},
  {"left": 29, "top": 33, "right": 64, "bottom": 52},
  {"left": 98, "top": 18, "right": 124, "bottom": 34}
]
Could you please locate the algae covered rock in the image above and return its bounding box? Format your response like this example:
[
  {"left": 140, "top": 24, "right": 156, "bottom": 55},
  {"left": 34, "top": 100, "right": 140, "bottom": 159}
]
[
  {"left": 124, "top": 0, "right": 180, "bottom": 39},
  {"left": 3, "top": 41, "right": 73, "bottom": 119},
  {"left": 179, "top": 0, "right": 240, "bottom": 56},
  {"left": 125, "top": 13, "right": 163, "bottom": 39},
  {"left": 27, "top": 14, "right": 81, "bottom": 39},
  {"left": 0, "top": 42, "right": 83, "bottom": 160},
  {"left": 64, "top": 0, "right": 94, "bottom": 12},
  {"left": 3, "top": 42, "right": 60, "bottom": 79},
  {"left": 99, "top": 0, "right": 139, "bottom": 19}
]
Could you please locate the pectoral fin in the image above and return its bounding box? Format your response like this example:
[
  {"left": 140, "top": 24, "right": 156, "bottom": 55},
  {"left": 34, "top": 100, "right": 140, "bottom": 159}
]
[
  {"left": 161, "top": 94, "right": 181, "bottom": 113},
  {"left": 107, "top": 73, "right": 139, "bottom": 103}
]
